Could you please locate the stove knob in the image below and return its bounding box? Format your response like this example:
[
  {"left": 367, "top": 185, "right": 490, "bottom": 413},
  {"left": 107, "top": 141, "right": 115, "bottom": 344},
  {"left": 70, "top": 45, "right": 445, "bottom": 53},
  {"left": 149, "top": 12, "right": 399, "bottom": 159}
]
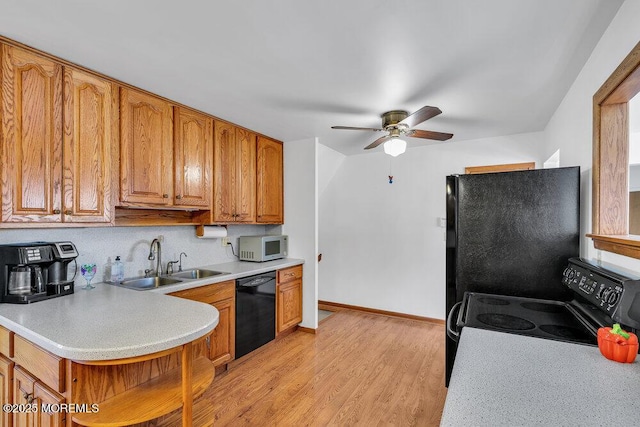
[
  {"left": 565, "top": 268, "right": 575, "bottom": 279},
  {"left": 601, "top": 289, "right": 611, "bottom": 301},
  {"left": 607, "top": 291, "right": 619, "bottom": 305}
]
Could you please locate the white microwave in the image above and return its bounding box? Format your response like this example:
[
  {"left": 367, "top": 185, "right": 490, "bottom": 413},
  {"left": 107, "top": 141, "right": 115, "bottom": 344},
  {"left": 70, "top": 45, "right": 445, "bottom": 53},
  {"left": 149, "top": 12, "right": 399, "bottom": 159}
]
[{"left": 238, "top": 235, "right": 288, "bottom": 262}]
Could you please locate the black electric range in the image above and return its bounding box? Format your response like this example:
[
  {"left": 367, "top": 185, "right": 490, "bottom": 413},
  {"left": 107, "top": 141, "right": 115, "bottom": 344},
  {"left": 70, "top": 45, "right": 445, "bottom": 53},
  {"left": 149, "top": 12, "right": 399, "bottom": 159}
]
[
  {"left": 457, "top": 293, "right": 599, "bottom": 345},
  {"left": 447, "top": 258, "right": 640, "bottom": 348}
]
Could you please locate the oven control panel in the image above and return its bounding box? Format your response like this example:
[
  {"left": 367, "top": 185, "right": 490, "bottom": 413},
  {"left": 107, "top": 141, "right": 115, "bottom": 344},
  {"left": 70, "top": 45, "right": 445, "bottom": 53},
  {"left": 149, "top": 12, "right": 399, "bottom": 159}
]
[
  {"left": 562, "top": 258, "right": 640, "bottom": 329},
  {"left": 562, "top": 263, "right": 623, "bottom": 316}
]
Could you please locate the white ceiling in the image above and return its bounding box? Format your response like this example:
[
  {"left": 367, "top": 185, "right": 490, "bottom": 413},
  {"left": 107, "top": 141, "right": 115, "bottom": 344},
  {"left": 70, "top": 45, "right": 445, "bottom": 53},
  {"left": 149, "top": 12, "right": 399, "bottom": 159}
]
[{"left": 0, "top": 0, "right": 624, "bottom": 155}]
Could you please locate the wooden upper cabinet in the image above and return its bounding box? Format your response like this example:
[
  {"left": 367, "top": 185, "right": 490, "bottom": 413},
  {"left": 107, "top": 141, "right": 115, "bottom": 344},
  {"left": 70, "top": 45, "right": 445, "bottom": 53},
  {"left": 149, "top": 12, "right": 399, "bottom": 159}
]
[
  {"left": 62, "top": 67, "right": 116, "bottom": 222},
  {"left": 256, "top": 137, "right": 283, "bottom": 224},
  {"left": 1, "top": 44, "right": 63, "bottom": 222},
  {"left": 213, "top": 121, "right": 256, "bottom": 222},
  {"left": 119, "top": 87, "right": 173, "bottom": 206},
  {"left": 174, "top": 107, "right": 212, "bottom": 208}
]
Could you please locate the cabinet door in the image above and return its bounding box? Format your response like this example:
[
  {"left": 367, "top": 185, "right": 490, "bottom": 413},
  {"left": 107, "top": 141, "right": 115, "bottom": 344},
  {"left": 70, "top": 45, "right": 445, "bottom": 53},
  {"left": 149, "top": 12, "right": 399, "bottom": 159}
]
[
  {"left": 213, "top": 121, "right": 237, "bottom": 222},
  {"left": 235, "top": 128, "right": 256, "bottom": 222},
  {"left": 210, "top": 298, "right": 235, "bottom": 366},
  {"left": 33, "top": 381, "right": 65, "bottom": 427},
  {"left": 13, "top": 366, "right": 36, "bottom": 427},
  {"left": 256, "top": 137, "right": 283, "bottom": 224},
  {"left": 1, "top": 44, "right": 63, "bottom": 222},
  {"left": 0, "top": 355, "right": 13, "bottom": 427},
  {"left": 277, "top": 279, "right": 302, "bottom": 334},
  {"left": 120, "top": 88, "right": 173, "bottom": 205},
  {"left": 62, "top": 67, "right": 116, "bottom": 223},
  {"left": 174, "top": 107, "right": 212, "bottom": 208}
]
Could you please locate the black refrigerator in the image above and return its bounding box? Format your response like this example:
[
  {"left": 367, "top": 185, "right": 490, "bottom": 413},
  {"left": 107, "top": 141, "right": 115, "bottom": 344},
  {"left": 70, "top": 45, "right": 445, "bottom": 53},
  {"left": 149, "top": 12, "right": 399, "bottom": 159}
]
[{"left": 445, "top": 167, "right": 580, "bottom": 386}]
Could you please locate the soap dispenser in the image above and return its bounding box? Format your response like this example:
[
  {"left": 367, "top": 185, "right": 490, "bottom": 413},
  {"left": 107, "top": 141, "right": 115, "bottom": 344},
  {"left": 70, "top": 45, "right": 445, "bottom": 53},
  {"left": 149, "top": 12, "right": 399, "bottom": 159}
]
[{"left": 111, "top": 256, "right": 124, "bottom": 283}]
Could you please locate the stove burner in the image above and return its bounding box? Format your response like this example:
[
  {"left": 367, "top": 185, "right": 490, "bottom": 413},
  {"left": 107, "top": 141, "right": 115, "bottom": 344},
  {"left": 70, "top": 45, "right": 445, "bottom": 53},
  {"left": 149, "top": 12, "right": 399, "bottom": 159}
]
[
  {"left": 476, "top": 297, "right": 510, "bottom": 306},
  {"left": 477, "top": 313, "right": 536, "bottom": 330},
  {"left": 539, "top": 324, "right": 594, "bottom": 341},
  {"left": 520, "top": 302, "right": 565, "bottom": 313}
]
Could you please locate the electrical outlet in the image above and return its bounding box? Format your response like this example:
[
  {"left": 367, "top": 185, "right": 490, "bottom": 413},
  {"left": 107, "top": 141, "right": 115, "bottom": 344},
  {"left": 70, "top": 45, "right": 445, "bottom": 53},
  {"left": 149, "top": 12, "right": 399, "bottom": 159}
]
[{"left": 221, "top": 237, "right": 230, "bottom": 247}]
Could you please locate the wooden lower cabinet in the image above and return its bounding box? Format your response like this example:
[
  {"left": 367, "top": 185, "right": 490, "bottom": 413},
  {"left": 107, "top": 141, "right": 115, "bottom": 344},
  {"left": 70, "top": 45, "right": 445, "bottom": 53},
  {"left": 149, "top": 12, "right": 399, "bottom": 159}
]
[
  {"left": 170, "top": 280, "right": 236, "bottom": 367},
  {"left": 13, "top": 366, "right": 65, "bottom": 427},
  {"left": 276, "top": 265, "right": 303, "bottom": 334},
  {"left": 0, "top": 355, "right": 13, "bottom": 427},
  {"left": 277, "top": 279, "right": 303, "bottom": 334},
  {"left": 210, "top": 298, "right": 235, "bottom": 366},
  {"left": 0, "top": 331, "right": 213, "bottom": 426}
]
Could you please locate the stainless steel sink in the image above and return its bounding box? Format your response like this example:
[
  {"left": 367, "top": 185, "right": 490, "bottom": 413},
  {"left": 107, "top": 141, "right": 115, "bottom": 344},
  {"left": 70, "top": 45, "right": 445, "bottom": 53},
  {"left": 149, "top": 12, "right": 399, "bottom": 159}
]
[
  {"left": 170, "top": 269, "right": 227, "bottom": 280},
  {"left": 119, "top": 276, "right": 182, "bottom": 290}
]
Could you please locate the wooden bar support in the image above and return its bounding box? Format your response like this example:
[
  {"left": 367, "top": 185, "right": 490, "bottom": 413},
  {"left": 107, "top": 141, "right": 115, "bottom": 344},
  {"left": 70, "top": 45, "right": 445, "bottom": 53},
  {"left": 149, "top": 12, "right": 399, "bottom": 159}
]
[{"left": 182, "top": 342, "right": 193, "bottom": 426}]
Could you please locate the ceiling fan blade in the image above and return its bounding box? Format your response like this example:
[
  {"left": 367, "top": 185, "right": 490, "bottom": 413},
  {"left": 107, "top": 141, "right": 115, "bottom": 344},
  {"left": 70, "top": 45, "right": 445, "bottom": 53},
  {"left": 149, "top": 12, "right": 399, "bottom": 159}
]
[
  {"left": 331, "top": 126, "right": 384, "bottom": 132},
  {"left": 364, "top": 135, "right": 392, "bottom": 150},
  {"left": 406, "top": 129, "right": 454, "bottom": 141},
  {"left": 399, "top": 106, "right": 442, "bottom": 128}
]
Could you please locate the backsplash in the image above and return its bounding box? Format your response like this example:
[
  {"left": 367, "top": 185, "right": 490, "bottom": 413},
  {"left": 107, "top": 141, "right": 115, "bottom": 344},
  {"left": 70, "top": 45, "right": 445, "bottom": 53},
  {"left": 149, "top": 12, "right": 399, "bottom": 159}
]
[{"left": 0, "top": 225, "right": 281, "bottom": 285}]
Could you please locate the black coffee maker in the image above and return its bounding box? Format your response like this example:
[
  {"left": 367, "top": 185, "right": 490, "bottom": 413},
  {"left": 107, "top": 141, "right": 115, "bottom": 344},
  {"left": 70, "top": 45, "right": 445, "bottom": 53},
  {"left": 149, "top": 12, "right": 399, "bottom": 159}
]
[{"left": 0, "top": 242, "right": 78, "bottom": 303}]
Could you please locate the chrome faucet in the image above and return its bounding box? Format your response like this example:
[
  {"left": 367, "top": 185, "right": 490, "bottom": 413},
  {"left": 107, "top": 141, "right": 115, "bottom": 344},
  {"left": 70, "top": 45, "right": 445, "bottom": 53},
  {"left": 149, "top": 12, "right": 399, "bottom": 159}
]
[
  {"left": 148, "top": 238, "right": 162, "bottom": 277},
  {"left": 178, "top": 252, "right": 187, "bottom": 272},
  {"left": 166, "top": 260, "right": 179, "bottom": 275}
]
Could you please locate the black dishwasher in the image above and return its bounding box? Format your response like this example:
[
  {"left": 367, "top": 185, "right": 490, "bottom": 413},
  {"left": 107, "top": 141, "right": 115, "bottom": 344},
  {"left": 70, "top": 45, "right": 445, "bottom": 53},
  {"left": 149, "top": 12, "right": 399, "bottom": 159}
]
[{"left": 235, "top": 271, "right": 276, "bottom": 359}]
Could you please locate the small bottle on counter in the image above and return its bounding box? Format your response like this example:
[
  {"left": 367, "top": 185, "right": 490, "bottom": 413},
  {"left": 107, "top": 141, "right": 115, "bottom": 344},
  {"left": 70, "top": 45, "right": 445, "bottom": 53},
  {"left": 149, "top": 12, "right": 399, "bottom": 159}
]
[{"left": 111, "top": 256, "right": 124, "bottom": 283}]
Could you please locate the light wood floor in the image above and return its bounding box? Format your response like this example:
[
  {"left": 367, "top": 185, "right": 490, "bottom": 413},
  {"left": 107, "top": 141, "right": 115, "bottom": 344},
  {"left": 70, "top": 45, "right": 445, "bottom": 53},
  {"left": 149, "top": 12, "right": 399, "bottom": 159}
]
[{"left": 158, "top": 309, "right": 447, "bottom": 426}]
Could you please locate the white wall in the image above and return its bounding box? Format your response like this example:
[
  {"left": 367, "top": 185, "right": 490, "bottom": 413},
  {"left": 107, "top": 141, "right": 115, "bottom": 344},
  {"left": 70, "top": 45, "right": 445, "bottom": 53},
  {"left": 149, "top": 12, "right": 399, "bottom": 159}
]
[
  {"left": 318, "top": 132, "right": 544, "bottom": 319},
  {"left": 544, "top": 0, "right": 640, "bottom": 272},
  {"left": 0, "top": 224, "right": 269, "bottom": 286},
  {"left": 283, "top": 138, "right": 318, "bottom": 328}
]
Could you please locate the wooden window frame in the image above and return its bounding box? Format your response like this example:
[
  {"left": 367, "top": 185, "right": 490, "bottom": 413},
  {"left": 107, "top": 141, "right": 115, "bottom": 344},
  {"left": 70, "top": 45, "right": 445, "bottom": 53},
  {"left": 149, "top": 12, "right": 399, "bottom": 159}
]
[
  {"left": 588, "top": 40, "right": 640, "bottom": 259},
  {"left": 464, "top": 162, "right": 535, "bottom": 174}
]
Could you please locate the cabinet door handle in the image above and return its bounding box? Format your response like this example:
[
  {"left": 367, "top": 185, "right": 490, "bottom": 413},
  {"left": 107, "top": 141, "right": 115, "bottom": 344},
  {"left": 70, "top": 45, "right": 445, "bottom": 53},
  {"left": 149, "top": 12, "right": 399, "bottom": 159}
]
[
  {"left": 65, "top": 210, "right": 72, "bottom": 215},
  {"left": 53, "top": 209, "right": 61, "bottom": 214},
  {"left": 163, "top": 194, "right": 169, "bottom": 198},
  {"left": 175, "top": 195, "right": 182, "bottom": 199},
  {"left": 23, "top": 392, "right": 34, "bottom": 404}
]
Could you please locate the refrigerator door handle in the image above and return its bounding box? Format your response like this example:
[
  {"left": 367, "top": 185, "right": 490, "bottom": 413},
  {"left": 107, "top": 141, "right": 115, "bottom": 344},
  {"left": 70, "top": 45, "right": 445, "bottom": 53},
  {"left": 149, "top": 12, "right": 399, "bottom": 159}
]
[{"left": 446, "top": 302, "right": 462, "bottom": 342}]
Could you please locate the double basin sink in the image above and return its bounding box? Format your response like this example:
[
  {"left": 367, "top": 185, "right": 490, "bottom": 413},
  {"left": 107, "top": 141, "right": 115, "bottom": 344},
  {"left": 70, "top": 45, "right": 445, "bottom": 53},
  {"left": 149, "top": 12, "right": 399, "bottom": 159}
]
[{"left": 117, "top": 269, "right": 228, "bottom": 290}]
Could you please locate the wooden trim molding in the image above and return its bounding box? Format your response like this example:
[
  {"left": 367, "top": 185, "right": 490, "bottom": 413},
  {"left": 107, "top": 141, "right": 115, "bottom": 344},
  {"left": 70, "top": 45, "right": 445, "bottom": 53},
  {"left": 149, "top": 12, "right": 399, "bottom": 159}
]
[
  {"left": 586, "top": 234, "right": 640, "bottom": 260},
  {"left": 318, "top": 300, "right": 445, "bottom": 325},
  {"left": 297, "top": 326, "right": 317, "bottom": 335},
  {"left": 591, "top": 40, "right": 640, "bottom": 259},
  {"left": 464, "top": 162, "right": 535, "bottom": 174}
]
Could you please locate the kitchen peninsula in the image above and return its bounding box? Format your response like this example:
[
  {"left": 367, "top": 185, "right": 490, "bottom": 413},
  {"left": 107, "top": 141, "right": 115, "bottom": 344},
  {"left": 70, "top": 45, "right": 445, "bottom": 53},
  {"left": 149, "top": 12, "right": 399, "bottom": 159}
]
[
  {"left": 0, "top": 258, "right": 304, "bottom": 426},
  {"left": 0, "top": 285, "right": 218, "bottom": 426}
]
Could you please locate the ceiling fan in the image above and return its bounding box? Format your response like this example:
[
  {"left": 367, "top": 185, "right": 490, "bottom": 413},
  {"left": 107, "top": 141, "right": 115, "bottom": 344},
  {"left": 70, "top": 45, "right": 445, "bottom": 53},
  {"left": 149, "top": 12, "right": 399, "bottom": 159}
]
[{"left": 331, "top": 106, "right": 453, "bottom": 156}]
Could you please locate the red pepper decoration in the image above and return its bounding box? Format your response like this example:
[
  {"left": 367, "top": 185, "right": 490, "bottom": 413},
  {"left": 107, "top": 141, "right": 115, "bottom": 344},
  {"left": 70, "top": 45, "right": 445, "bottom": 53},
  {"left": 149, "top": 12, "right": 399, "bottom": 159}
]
[{"left": 597, "top": 323, "right": 639, "bottom": 363}]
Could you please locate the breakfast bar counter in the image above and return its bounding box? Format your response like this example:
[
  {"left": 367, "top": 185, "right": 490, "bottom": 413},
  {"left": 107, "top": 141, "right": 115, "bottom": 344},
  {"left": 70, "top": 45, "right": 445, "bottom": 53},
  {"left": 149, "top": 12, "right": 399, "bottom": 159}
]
[
  {"left": 0, "top": 283, "right": 219, "bottom": 360},
  {"left": 440, "top": 327, "right": 640, "bottom": 426}
]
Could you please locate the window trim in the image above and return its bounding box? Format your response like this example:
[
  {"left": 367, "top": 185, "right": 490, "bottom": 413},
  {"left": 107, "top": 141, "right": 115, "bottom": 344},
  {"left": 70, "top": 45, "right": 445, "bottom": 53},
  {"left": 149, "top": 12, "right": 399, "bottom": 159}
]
[{"left": 588, "top": 40, "right": 640, "bottom": 259}]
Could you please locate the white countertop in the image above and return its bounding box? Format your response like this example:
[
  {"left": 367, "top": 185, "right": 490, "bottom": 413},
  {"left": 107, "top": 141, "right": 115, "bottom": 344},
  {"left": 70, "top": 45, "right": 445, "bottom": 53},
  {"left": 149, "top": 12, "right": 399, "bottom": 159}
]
[
  {"left": 0, "top": 258, "right": 304, "bottom": 361},
  {"left": 440, "top": 327, "right": 640, "bottom": 426}
]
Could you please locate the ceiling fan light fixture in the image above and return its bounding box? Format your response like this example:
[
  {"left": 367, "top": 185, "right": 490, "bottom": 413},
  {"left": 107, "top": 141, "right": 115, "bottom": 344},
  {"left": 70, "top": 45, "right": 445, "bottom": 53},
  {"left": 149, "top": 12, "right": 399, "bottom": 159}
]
[{"left": 383, "top": 137, "right": 406, "bottom": 157}]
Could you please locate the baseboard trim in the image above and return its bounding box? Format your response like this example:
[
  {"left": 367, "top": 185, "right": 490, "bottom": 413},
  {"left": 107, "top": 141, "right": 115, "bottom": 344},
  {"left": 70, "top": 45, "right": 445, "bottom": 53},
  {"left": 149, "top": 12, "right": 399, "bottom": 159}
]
[
  {"left": 297, "top": 326, "right": 317, "bottom": 334},
  {"left": 318, "top": 300, "right": 445, "bottom": 325}
]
